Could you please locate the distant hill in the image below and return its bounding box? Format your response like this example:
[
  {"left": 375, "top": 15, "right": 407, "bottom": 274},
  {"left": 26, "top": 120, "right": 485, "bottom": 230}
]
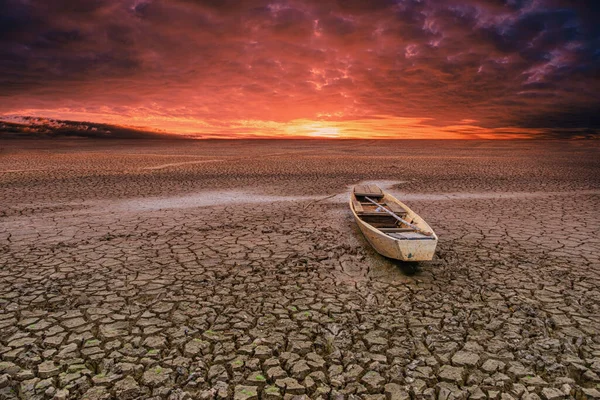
[{"left": 0, "top": 117, "right": 180, "bottom": 139}]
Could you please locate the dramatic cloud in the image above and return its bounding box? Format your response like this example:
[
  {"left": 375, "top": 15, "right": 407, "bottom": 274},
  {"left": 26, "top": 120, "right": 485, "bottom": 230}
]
[
  {"left": 0, "top": 0, "right": 598, "bottom": 138},
  {"left": 0, "top": 116, "right": 173, "bottom": 139}
]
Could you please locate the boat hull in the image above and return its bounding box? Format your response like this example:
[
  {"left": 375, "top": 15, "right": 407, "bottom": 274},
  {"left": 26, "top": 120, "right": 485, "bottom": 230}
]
[{"left": 350, "top": 191, "right": 438, "bottom": 261}]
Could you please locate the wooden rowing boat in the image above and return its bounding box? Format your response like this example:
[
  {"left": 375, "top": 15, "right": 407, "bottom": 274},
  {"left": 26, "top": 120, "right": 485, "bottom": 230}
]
[{"left": 350, "top": 184, "right": 438, "bottom": 261}]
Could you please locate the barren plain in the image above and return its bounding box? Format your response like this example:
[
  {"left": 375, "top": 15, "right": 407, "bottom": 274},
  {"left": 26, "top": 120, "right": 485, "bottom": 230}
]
[{"left": 0, "top": 139, "right": 599, "bottom": 400}]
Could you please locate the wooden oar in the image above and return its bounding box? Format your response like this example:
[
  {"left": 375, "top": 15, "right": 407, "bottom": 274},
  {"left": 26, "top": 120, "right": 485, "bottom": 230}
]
[{"left": 364, "top": 196, "right": 433, "bottom": 236}]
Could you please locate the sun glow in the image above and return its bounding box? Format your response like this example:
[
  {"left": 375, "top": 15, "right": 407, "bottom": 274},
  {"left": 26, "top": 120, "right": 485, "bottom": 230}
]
[
  {"left": 286, "top": 123, "right": 341, "bottom": 138},
  {"left": 1, "top": 109, "right": 539, "bottom": 139},
  {"left": 311, "top": 126, "right": 340, "bottom": 138}
]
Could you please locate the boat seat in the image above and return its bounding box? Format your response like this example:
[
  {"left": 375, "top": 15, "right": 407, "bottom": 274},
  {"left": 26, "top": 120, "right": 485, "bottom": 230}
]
[
  {"left": 360, "top": 212, "right": 399, "bottom": 217},
  {"left": 379, "top": 228, "right": 415, "bottom": 232},
  {"left": 352, "top": 198, "right": 364, "bottom": 213},
  {"left": 354, "top": 184, "right": 383, "bottom": 198},
  {"left": 388, "top": 232, "right": 434, "bottom": 240}
]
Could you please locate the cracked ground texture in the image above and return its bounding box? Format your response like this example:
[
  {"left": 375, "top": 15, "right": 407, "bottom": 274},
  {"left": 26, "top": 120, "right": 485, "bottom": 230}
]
[{"left": 0, "top": 139, "right": 599, "bottom": 400}]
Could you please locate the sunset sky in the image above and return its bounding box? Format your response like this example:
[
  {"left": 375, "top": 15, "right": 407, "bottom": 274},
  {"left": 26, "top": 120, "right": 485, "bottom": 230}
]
[{"left": 1, "top": 0, "right": 599, "bottom": 138}]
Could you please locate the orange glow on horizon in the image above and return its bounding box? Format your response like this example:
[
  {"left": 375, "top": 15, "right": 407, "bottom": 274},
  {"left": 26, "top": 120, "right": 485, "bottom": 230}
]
[{"left": 1, "top": 110, "right": 541, "bottom": 139}]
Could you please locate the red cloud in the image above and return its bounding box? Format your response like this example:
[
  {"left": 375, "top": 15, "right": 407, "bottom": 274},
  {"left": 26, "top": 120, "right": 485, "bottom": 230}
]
[{"left": 0, "top": 0, "right": 598, "bottom": 138}]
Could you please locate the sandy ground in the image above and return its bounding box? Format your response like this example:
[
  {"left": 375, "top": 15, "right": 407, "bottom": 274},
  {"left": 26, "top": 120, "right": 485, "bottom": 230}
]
[{"left": 0, "top": 139, "right": 599, "bottom": 400}]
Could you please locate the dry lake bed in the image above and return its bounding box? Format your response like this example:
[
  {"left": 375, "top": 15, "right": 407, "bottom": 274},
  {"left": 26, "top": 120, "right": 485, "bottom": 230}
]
[{"left": 0, "top": 139, "right": 599, "bottom": 400}]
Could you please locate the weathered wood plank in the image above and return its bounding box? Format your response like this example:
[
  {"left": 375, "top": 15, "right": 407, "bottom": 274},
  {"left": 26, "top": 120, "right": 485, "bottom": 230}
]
[
  {"left": 352, "top": 199, "right": 364, "bottom": 213},
  {"left": 353, "top": 185, "right": 366, "bottom": 194},
  {"left": 354, "top": 184, "right": 383, "bottom": 197},
  {"left": 368, "top": 184, "right": 382, "bottom": 195},
  {"left": 387, "top": 202, "right": 407, "bottom": 214}
]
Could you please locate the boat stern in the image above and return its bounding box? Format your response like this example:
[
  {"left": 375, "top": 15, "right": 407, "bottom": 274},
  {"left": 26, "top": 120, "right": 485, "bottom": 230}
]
[{"left": 395, "top": 236, "right": 438, "bottom": 261}]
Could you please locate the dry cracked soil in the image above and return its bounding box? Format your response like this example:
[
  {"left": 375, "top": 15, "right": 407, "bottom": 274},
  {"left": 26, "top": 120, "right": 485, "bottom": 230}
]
[{"left": 0, "top": 139, "right": 599, "bottom": 400}]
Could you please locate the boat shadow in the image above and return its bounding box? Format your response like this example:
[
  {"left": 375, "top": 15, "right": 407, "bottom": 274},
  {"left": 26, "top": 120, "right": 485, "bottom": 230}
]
[
  {"left": 391, "top": 260, "right": 421, "bottom": 275},
  {"left": 366, "top": 251, "right": 425, "bottom": 278}
]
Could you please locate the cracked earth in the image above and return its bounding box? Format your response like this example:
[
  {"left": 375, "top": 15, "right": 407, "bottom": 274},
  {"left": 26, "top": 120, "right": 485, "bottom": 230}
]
[{"left": 0, "top": 140, "right": 599, "bottom": 400}]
